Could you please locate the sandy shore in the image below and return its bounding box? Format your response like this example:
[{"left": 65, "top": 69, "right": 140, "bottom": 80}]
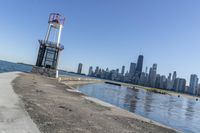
[{"left": 12, "top": 73, "right": 179, "bottom": 133}]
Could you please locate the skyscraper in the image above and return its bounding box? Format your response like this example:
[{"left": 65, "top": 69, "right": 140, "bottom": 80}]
[
  {"left": 159, "top": 75, "right": 167, "bottom": 89},
  {"left": 148, "top": 64, "right": 157, "bottom": 87},
  {"left": 155, "top": 74, "right": 161, "bottom": 88},
  {"left": 88, "top": 66, "right": 93, "bottom": 76},
  {"left": 166, "top": 73, "right": 172, "bottom": 90},
  {"left": 77, "top": 63, "right": 83, "bottom": 74},
  {"left": 135, "top": 55, "right": 143, "bottom": 78},
  {"left": 94, "top": 66, "right": 99, "bottom": 76},
  {"left": 129, "top": 62, "right": 136, "bottom": 77},
  {"left": 121, "top": 66, "right": 125, "bottom": 75},
  {"left": 173, "top": 78, "right": 186, "bottom": 92},
  {"left": 139, "top": 72, "right": 147, "bottom": 85},
  {"left": 172, "top": 71, "right": 177, "bottom": 90},
  {"left": 189, "top": 74, "right": 199, "bottom": 95},
  {"left": 179, "top": 78, "right": 186, "bottom": 92}
]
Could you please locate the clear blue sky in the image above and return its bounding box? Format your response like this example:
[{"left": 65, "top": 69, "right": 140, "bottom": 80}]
[{"left": 0, "top": 0, "right": 200, "bottom": 83}]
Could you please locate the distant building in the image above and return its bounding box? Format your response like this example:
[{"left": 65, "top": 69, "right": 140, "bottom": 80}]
[
  {"left": 155, "top": 74, "right": 161, "bottom": 88},
  {"left": 124, "top": 71, "right": 130, "bottom": 82},
  {"left": 77, "top": 63, "right": 83, "bottom": 74},
  {"left": 129, "top": 62, "right": 136, "bottom": 79},
  {"left": 121, "top": 66, "right": 125, "bottom": 75},
  {"left": 197, "top": 84, "right": 200, "bottom": 96},
  {"left": 88, "top": 66, "right": 93, "bottom": 76},
  {"left": 145, "top": 66, "right": 148, "bottom": 74},
  {"left": 159, "top": 75, "right": 167, "bottom": 89},
  {"left": 116, "top": 69, "right": 119, "bottom": 74},
  {"left": 166, "top": 73, "right": 172, "bottom": 90},
  {"left": 139, "top": 72, "right": 147, "bottom": 85},
  {"left": 172, "top": 71, "right": 177, "bottom": 90},
  {"left": 148, "top": 64, "right": 157, "bottom": 87},
  {"left": 189, "top": 74, "right": 199, "bottom": 95},
  {"left": 173, "top": 78, "right": 186, "bottom": 92},
  {"left": 134, "top": 55, "right": 143, "bottom": 78},
  {"left": 94, "top": 66, "right": 99, "bottom": 77},
  {"left": 179, "top": 78, "right": 186, "bottom": 92}
]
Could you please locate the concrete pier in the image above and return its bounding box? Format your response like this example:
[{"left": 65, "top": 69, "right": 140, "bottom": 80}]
[{"left": 0, "top": 72, "right": 40, "bottom": 133}]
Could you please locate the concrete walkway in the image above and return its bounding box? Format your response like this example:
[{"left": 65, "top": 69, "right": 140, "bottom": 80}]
[{"left": 0, "top": 72, "right": 40, "bottom": 133}]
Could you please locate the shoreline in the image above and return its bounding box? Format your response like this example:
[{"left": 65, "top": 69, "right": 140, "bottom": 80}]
[
  {"left": 9, "top": 72, "right": 179, "bottom": 133},
  {"left": 101, "top": 79, "right": 200, "bottom": 101},
  {"left": 60, "top": 75, "right": 199, "bottom": 101}
]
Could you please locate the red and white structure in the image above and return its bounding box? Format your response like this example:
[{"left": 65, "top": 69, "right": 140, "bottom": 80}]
[{"left": 32, "top": 13, "right": 65, "bottom": 78}]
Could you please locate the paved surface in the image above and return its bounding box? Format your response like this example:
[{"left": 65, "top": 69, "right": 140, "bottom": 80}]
[{"left": 0, "top": 72, "right": 40, "bottom": 133}]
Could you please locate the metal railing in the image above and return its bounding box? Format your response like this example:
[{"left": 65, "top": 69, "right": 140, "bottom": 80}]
[
  {"left": 48, "top": 13, "right": 65, "bottom": 26},
  {"left": 38, "top": 40, "right": 64, "bottom": 50}
]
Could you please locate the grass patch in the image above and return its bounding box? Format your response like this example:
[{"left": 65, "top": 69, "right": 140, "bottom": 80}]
[{"left": 145, "top": 88, "right": 169, "bottom": 95}]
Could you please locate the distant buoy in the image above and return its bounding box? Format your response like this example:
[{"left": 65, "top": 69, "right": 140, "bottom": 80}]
[
  {"left": 178, "top": 95, "right": 180, "bottom": 97},
  {"left": 196, "top": 98, "right": 198, "bottom": 101}
]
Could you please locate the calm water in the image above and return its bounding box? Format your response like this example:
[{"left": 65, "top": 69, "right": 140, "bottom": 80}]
[
  {"left": 0, "top": 60, "right": 73, "bottom": 76},
  {"left": 78, "top": 83, "right": 200, "bottom": 133},
  {"left": 0, "top": 60, "right": 32, "bottom": 73}
]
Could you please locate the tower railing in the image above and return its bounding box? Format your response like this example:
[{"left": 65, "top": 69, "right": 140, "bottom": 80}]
[
  {"left": 39, "top": 40, "right": 64, "bottom": 50},
  {"left": 48, "top": 13, "right": 65, "bottom": 26}
]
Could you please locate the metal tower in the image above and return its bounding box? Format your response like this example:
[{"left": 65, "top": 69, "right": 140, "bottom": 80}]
[{"left": 33, "top": 13, "right": 65, "bottom": 78}]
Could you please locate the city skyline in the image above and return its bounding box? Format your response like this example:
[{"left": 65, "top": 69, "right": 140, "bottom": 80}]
[
  {"left": 74, "top": 54, "right": 195, "bottom": 86},
  {"left": 1, "top": 0, "right": 200, "bottom": 82},
  {"left": 82, "top": 54, "right": 200, "bottom": 96}
]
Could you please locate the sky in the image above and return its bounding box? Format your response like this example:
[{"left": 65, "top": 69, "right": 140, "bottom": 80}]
[{"left": 0, "top": 0, "right": 200, "bottom": 83}]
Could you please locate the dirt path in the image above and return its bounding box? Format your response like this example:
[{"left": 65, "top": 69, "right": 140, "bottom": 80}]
[{"left": 12, "top": 73, "right": 179, "bottom": 133}]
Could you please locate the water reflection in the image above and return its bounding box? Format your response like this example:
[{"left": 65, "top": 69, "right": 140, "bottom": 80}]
[
  {"left": 144, "top": 92, "right": 153, "bottom": 116},
  {"left": 185, "top": 100, "right": 195, "bottom": 121},
  {"left": 78, "top": 83, "right": 200, "bottom": 133}
]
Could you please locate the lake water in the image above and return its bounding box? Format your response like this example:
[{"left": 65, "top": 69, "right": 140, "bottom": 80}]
[
  {"left": 0, "top": 60, "right": 73, "bottom": 76},
  {"left": 78, "top": 83, "right": 200, "bottom": 133},
  {"left": 0, "top": 60, "right": 32, "bottom": 73}
]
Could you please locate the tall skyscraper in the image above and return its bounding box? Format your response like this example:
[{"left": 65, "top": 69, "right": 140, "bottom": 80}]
[
  {"left": 148, "top": 64, "right": 157, "bottom": 87},
  {"left": 88, "top": 66, "right": 93, "bottom": 76},
  {"left": 94, "top": 66, "right": 100, "bottom": 77},
  {"left": 129, "top": 63, "right": 136, "bottom": 77},
  {"left": 197, "top": 84, "right": 200, "bottom": 96},
  {"left": 159, "top": 75, "right": 167, "bottom": 89},
  {"left": 155, "top": 74, "right": 161, "bottom": 88},
  {"left": 77, "top": 63, "right": 83, "bottom": 74},
  {"left": 139, "top": 72, "right": 147, "bottom": 85},
  {"left": 173, "top": 78, "right": 186, "bottom": 92},
  {"left": 168, "top": 73, "right": 172, "bottom": 80},
  {"left": 178, "top": 78, "right": 186, "bottom": 92},
  {"left": 116, "top": 69, "right": 119, "bottom": 74},
  {"left": 166, "top": 73, "right": 172, "bottom": 90},
  {"left": 135, "top": 55, "right": 143, "bottom": 78},
  {"left": 189, "top": 74, "right": 199, "bottom": 95},
  {"left": 172, "top": 71, "right": 177, "bottom": 90},
  {"left": 121, "top": 66, "right": 125, "bottom": 75}
]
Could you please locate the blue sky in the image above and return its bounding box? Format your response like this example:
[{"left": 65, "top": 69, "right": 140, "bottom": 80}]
[{"left": 0, "top": 0, "right": 200, "bottom": 82}]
